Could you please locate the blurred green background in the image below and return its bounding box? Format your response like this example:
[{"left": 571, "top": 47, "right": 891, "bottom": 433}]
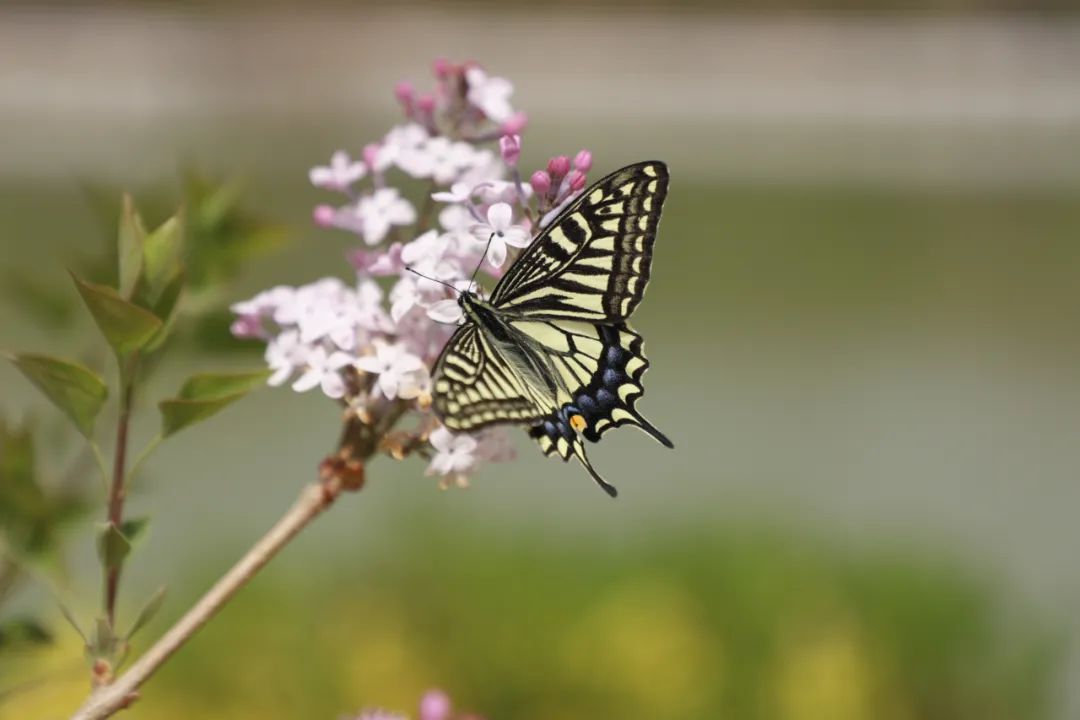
[{"left": 2, "top": 2, "right": 1079, "bottom": 719}]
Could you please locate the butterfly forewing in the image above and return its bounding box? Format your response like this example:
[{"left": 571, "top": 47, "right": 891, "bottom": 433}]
[{"left": 490, "top": 161, "right": 668, "bottom": 322}]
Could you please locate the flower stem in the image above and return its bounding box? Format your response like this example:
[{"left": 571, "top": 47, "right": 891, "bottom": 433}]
[
  {"left": 69, "top": 477, "right": 346, "bottom": 720},
  {"left": 414, "top": 180, "right": 438, "bottom": 233},
  {"left": 104, "top": 354, "right": 139, "bottom": 626}
]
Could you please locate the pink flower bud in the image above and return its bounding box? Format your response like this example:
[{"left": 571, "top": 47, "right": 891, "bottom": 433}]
[
  {"left": 567, "top": 169, "right": 586, "bottom": 193},
  {"left": 313, "top": 204, "right": 336, "bottom": 227},
  {"left": 362, "top": 143, "right": 380, "bottom": 168},
  {"left": 530, "top": 170, "right": 551, "bottom": 197},
  {"left": 432, "top": 57, "right": 454, "bottom": 79},
  {"left": 230, "top": 315, "right": 265, "bottom": 340},
  {"left": 419, "top": 690, "right": 452, "bottom": 720},
  {"left": 573, "top": 149, "right": 593, "bottom": 173},
  {"left": 417, "top": 93, "right": 437, "bottom": 114},
  {"left": 500, "top": 111, "right": 528, "bottom": 136},
  {"left": 394, "top": 81, "right": 414, "bottom": 106},
  {"left": 499, "top": 134, "right": 521, "bottom": 167},
  {"left": 547, "top": 155, "right": 570, "bottom": 180}
]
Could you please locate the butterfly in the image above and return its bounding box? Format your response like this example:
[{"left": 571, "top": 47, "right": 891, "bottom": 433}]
[{"left": 430, "top": 161, "right": 673, "bottom": 497}]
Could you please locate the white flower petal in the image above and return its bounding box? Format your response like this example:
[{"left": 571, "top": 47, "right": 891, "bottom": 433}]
[
  {"left": 291, "top": 370, "right": 322, "bottom": 393},
  {"left": 426, "top": 299, "right": 463, "bottom": 324},
  {"left": 321, "top": 373, "right": 346, "bottom": 399},
  {"left": 486, "top": 238, "right": 507, "bottom": 268},
  {"left": 355, "top": 356, "right": 384, "bottom": 374},
  {"left": 487, "top": 202, "right": 513, "bottom": 232},
  {"left": 503, "top": 226, "right": 532, "bottom": 248}
]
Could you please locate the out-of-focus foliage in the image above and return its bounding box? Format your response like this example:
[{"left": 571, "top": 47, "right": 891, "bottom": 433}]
[
  {"left": 0, "top": 421, "right": 85, "bottom": 573},
  {"left": 0, "top": 420, "right": 88, "bottom": 668},
  {"left": 0, "top": 182, "right": 280, "bottom": 692},
  {"left": 2, "top": 170, "right": 284, "bottom": 356},
  {"left": 2, "top": 523, "right": 1061, "bottom": 719}
]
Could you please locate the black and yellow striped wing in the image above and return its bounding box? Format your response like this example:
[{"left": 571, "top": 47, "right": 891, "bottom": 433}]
[
  {"left": 430, "top": 324, "right": 548, "bottom": 430},
  {"left": 431, "top": 161, "right": 672, "bottom": 496},
  {"left": 490, "top": 161, "right": 668, "bottom": 322}
]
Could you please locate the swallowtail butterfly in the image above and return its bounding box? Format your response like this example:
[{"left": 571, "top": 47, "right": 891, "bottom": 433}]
[{"left": 431, "top": 161, "right": 673, "bottom": 496}]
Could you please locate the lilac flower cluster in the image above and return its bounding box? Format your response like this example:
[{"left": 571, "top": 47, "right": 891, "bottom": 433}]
[
  {"left": 349, "top": 688, "right": 483, "bottom": 720},
  {"left": 231, "top": 59, "right": 593, "bottom": 488}
]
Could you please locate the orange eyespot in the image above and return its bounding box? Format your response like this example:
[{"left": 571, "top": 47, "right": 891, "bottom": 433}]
[{"left": 569, "top": 414, "right": 588, "bottom": 433}]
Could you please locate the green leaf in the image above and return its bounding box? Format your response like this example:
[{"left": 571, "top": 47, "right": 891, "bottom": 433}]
[
  {"left": 119, "top": 517, "right": 149, "bottom": 545},
  {"left": 72, "top": 273, "right": 163, "bottom": 356},
  {"left": 141, "top": 214, "right": 183, "bottom": 304},
  {"left": 117, "top": 193, "right": 146, "bottom": 298},
  {"left": 178, "top": 369, "right": 271, "bottom": 399},
  {"left": 159, "top": 369, "right": 270, "bottom": 437},
  {"left": 124, "top": 586, "right": 166, "bottom": 641},
  {"left": 8, "top": 354, "right": 108, "bottom": 437},
  {"left": 158, "top": 393, "right": 248, "bottom": 438},
  {"left": 96, "top": 523, "right": 131, "bottom": 570},
  {"left": 143, "top": 269, "right": 186, "bottom": 352}
]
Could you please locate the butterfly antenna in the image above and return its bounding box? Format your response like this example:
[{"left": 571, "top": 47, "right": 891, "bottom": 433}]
[
  {"left": 468, "top": 232, "right": 496, "bottom": 293},
  {"left": 405, "top": 266, "right": 461, "bottom": 295}
]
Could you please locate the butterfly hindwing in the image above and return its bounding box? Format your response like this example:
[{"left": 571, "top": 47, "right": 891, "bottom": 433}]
[
  {"left": 430, "top": 324, "right": 549, "bottom": 431},
  {"left": 521, "top": 321, "right": 673, "bottom": 497},
  {"left": 490, "top": 161, "right": 668, "bottom": 322}
]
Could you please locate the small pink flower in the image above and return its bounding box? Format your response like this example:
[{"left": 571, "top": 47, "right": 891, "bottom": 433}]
[
  {"left": 470, "top": 203, "right": 531, "bottom": 269},
  {"left": 291, "top": 345, "right": 355, "bottom": 398},
  {"left": 464, "top": 66, "right": 515, "bottom": 123},
  {"left": 355, "top": 339, "right": 426, "bottom": 400},
  {"left": 431, "top": 182, "right": 473, "bottom": 204},
  {"left": 400, "top": 137, "right": 479, "bottom": 184},
  {"left": 389, "top": 276, "right": 424, "bottom": 324},
  {"left": 419, "top": 690, "right": 452, "bottom": 720},
  {"left": 313, "top": 204, "right": 337, "bottom": 228},
  {"left": 309, "top": 150, "right": 366, "bottom": 192},
  {"left": 375, "top": 123, "right": 429, "bottom": 174},
  {"left": 427, "top": 426, "right": 478, "bottom": 477},
  {"left": 499, "top": 134, "right": 521, "bottom": 167},
  {"left": 349, "top": 242, "right": 404, "bottom": 276},
  {"left": 355, "top": 188, "right": 417, "bottom": 245},
  {"left": 501, "top": 111, "right": 528, "bottom": 136}
]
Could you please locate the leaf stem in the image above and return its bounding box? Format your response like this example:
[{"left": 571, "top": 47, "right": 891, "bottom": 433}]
[
  {"left": 68, "top": 477, "right": 345, "bottom": 720},
  {"left": 104, "top": 354, "right": 140, "bottom": 626},
  {"left": 414, "top": 180, "right": 439, "bottom": 233}
]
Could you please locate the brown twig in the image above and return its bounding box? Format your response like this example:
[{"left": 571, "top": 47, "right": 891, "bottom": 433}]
[{"left": 69, "top": 475, "right": 349, "bottom": 720}]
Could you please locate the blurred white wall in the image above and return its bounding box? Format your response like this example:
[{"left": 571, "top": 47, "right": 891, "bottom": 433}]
[{"left": 1, "top": 7, "right": 1079, "bottom": 188}]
